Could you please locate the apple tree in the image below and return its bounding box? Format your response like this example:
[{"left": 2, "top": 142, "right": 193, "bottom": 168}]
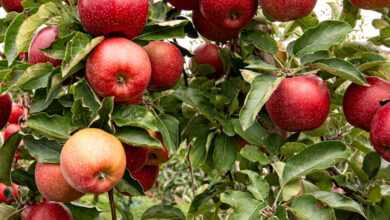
[{"left": 0, "top": 0, "right": 389, "bottom": 219}]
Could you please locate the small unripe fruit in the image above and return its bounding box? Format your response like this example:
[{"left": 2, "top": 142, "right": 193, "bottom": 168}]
[
  {"left": 8, "top": 103, "right": 25, "bottom": 124},
  {"left": 3, "top": 124, "right": 21, "bottom": 141}
]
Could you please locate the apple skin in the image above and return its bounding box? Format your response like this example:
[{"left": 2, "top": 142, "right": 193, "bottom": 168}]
[
  {"left": 35, "top": 163, "right": 84, "bottom": 202},
  {"left": 21, "top": 202, "right": 73, "bottom": 220},
  {"left": 192, "top": 9, "right": 240, "bottom": 42},
  {"left": 167, "top": 0, "right": 198, "bottom": 10},
  {"left": 0, "top": 183, "right": 18, "bottom": 204},
  {"left": 28, "top": 26, "right": 61, "bottom": 67},
  {"left": 200, "top": 0, "right": 258, "bottom": 30},
  {"left": 343, "top": 77, "right": 390, "bottom": 131},
  {"left": 144, "top": 41, "right": 184, "bottom": 90},
  {"left": 3, "top": 124, "right": 21, "bottom": 141},
  {"left": 125, "top": 145, "right": 169, "bottom": 173},
  {"left": 86, "top": 38, "right": 151, "bottom": 104},
  {"left": 8, "top": 103, "right": 24, "bottom": 124},
  {"left": 266, "top": 74, "right": 330, "bottom": 132},
  {"left": 1, "top": 0, "right": 23, "bottom": 12},
  {"left": 131, "top": 165, "right": 159, "bottom": 191},
  {"left": 192, "top": 43, "right": 224, "bottom": 78},
  {"left": 78, "top": 0, "right": 148, "bottom": 39},
  {"left": 60, "top": 128, "right": 126, "bottom": 194},
  {"left": 0, "top": 94, "right": 12, "bottom": 129},
  {"left": 351, "top": 0, "right": 390, "bottom": 9},
  {"left": 370, "top": 104, "right": 390, "bottom": 162},
  {"left": 260, "top": 0, "right": 317, "bottom": 22}
]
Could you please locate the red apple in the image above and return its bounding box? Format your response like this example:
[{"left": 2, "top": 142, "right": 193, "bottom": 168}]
[
  {"left": 1, "top": 0, "right": 23, "bottom": 12},
  {"left": 200, "top": 0, "right": 257, "bottom": 30},
  {"left": 192, "top": 43, "right": 224, "bottom": 78},
  {"left": 370, "top": 104, "right": 390, "bottom": 161},
  {"left": 8, "top": 103, "right": 24, "bottom": 124},
  {"left": 144, "top": 41, "right": 184, "bottom": 90},
  {"left": 86, "top": 38, "right": 151, "bottom": 104},
  {"left": 22, "top": 202, "right": 73, "bottom": 220},
  {"left": 28, "top": 26, "right": 61, "bottom": 66},
  {"left": 260, "top": 0, "right": 317, "bottom": 22},
  {"left": 60, "top": 128, "right": 126, "bottom": 194},
  {"left": 167, "top": 0, "right": 198, "bottom": 10},
  {"left": 343, "top": 77, "right": 390, "bottom": 131},
  {"left": 3, "top": 124, "right": 21, "bottom": 141},
  {"left": 78, "top": 0, "right": 148, "bottom": 39},
  {"left": 351, "top": 0, "right": 390, "bottom": 9},
  {"left": 0, "top": 183, "right": 18, "bottom": 204},
  {"left": 192, "top": 9, "right": 240, "bottom": 42},
  {"left": 35, "top": 163, "right": 84, "bottom": 202},
  {"left": 266, "top": 74, "right": 330, "bottom": 132},
  {"left": 0, "top": 93, "right": 12, "bottom": 129},
  {"left": 125, "top": 145, "right": 169, "bottom": 173},
  {"left": 131, "top": 165, "right": 159, "bottom": 191}
]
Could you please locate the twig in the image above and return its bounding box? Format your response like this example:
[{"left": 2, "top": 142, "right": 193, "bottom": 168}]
[{"left": 108, "top": 189, "right": 117, "bottom": 220}]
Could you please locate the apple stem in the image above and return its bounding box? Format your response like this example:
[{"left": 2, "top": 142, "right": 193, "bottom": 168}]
[{"left": 108, "top": 189, "right": 117, "bottom": 220}]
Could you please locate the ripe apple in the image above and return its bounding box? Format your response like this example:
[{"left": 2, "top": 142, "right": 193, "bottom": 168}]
[
  {"left": 266, "top": 74, "right": 330, "bottom": 132},
  {"left": 167, "top": 0, "right": 198, "bottom": 10},
  {"left": 125, "top": 145, "right": 169, "bottom": 173},
  {"left": 200, "top": 0, "right": 257, "bottom": 30},
  {"left": 0, "top": 93, "right": 12, "bottom": 129},
  {"left": 343, "top": 77, "right": 390, "bottom": 131},
  {"left": 86, "top": 38, "right": 151, "bottom": 104},
  {"left": 78, "top": 0, "right": 148, "bottom": 39},
  {"left": 0, "top": 183, "right": 18, "bottom": 204},
  {"left": 60, "top": 128, "right": 126, "bottom": 194},
  {"left": 3, "top": 124, "right": 21, "bottom": 141},
  {"left": 35, "top": 163, "right": 84, "bottom": 202},
  {"left": 370, "top": 104, "right": 390, "bottom": 161},
  {"left": 144, "top": 41, "right": 184, "bottom": 90},
  {"left": 8, "top": 103, "right": 25, "bottom": 124},
  {"left": 28, "top": 26, "right": 61, "bottom": 67},
  {"left": 1, "top": 0, "right": 23, "bottom": 12},
  {"left": 192, "top": 43, "right": 224, "bottom": 78},
  {"left": 192, "top": 9, "right": 240, "bottom": 42},
  {"left": 22, "top": 202, "right": 73, "bottom": 220},
  {"left": 131, "top": 165, "right": 160, "bottom": 191},
  {"left": 260, "top": 0, "right": 317, "bottom": 22},
  {"left": 351, "top": 0, "right": 390, "bottom": 9}
]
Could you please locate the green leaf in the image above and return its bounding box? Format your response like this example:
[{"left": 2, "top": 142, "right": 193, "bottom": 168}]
[
  {"left": 61, "top": 32, "right": 104, "bottom": 78},
  {"left": 212, "top": 134, "right": 237, "bottom": 172},
  {"left": 244, "top": 58, "right": 278, "bottom": 72},
  {"left": 0, "top": 204, "right": 19, "bottom": 220},
  {"left": 311, "top": 191, "right": 366, "bottom": 218},
  {"left": 4, "top": 13, "right": 25, "bottom": 66},
  {"left": 313, "top": 58, "right": 367, "bottom": 85},
  {"left": 136, "top": 20, "right": 189, "bottom": 41},
  {"left": 91, "top": 97, "right": 114, "bottom": 131},
  {"left": 174, "top": 87, "right": 225, "bottom": 124},
  {"left": 363, "top": 152, "right": 381, "bottom": 179},
  {"left": 16, "top": 2, "right": 61, "bottom": 53},
  {"left": 282, "top": 141, "right": 350, "bottom": 185},
  {"left": 232, "top": 119, "right": 268, "bottom": 146},
  {"left": 142, "top": 205, "right": 185, "bottom": 220},
  {"left": 240, "top": 170, "right": 270, "bottom": 201},
  {"left": 293, "top": 20, "right": 352, "bottom": 56},
  {"left": 11, "top": 63, "right": 53, "bottom": 91},
  {"left": 42, "top": 33, "right": 75, "bottom": 60},
  {"left": 220, "top": 190, "right": 265, "bottom": 220},
  {"left": 241, "top": 31, "right": 278, "bottom": 54},
  {"left": 27, "top": 113, "right": 78, "bottom": 140},
  {"left": 23, "top": 135, "right": 62, "bottom": 163},
  {"left": 116, "top": 170, "right": 144, "bottom": 196},
  {"left": 340, "top": 0, "right": 360, "bottom": 27},
  {"left": 66, "top": 203, "right": 100, "bottom": 220},
  {"left": 0, "top": 134, "right": 22, "bottom": 185},
  {"left": 240, "top": 145, "right": 270, "bottom": 165},
  {"left": 115, "top": 127, "right": 162, "bottom": 148},
  {"left": 156, "top": 114, "right": 179, "bottom": 151},
  {"left": 113, "top": 105, "right": 159, "bottom": 131},
  {"left": 290, "top": 195, "right": 334, "bottom": 220},
  {"left": 188, "top": 183, "right": 227, "bottom": 217},
  {"left": 70, "top": 79, "right": 101, "bottom": 114},
  {"left": 239, "top": 75, "right": 283, "bottom": 130}
]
